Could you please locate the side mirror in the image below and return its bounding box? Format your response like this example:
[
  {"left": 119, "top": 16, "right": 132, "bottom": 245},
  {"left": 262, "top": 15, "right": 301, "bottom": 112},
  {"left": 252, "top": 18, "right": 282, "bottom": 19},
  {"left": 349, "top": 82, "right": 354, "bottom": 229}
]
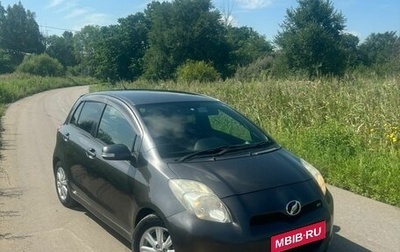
[{"left": 102, "top": 144, "right": 134, "bottom": 161}]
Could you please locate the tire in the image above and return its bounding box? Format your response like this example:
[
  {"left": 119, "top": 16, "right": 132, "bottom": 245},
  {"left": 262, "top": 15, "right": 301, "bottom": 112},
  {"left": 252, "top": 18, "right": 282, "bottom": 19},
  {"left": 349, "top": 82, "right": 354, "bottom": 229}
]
[
  {"left": 132, "top": 214, "right": 175, "bottom": 252},
  {"left": 55, "top": 161, "right": 77, "bottom": 208}
]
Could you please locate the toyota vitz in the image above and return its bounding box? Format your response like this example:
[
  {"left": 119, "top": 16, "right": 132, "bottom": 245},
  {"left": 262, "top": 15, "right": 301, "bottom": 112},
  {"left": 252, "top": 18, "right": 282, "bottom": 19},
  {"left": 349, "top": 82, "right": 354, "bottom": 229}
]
[{"left": 53, "top": 90, "right": 334, "bottom": 252}]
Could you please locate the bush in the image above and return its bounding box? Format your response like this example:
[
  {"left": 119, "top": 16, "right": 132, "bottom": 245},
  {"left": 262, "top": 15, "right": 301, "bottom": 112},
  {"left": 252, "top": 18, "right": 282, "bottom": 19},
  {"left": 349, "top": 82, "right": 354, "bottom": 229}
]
[
  {"left": 176, "top": 60, "right": 220, "bottom": 83},
  {"left": 17, "top": 54, "right": 65, "bottom": 77},
  {"left": 0, "top": 49, "right": 16, "bottom": 74},
  {"left": 234, "top": 55, "right": 274, "bottom": 81}
]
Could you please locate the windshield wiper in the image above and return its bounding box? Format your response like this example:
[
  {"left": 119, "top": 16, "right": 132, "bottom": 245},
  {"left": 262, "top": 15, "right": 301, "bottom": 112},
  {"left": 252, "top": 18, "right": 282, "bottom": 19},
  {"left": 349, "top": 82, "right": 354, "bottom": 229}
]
[
  {"left": 178, "top": 141, "right": 272, "bottom": 162},
  {"left": 178, "top": 146, "right": 228, "bottom": 162}
]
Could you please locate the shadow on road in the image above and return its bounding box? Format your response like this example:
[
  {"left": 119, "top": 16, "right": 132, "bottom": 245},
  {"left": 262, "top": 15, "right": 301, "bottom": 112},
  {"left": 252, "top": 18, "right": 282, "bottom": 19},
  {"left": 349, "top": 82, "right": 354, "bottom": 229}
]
[
  {"left": 328, "top": 225, "right": 371, "bottom": 252},
  {"left": 80, "top": 207, "right": 372, "bottom": 252},
  {"left": 84, "top": 211, "right": 374, "bottom": 252},
  {"left": 82, "top": 209, "right": 131, "bottom": 249}
]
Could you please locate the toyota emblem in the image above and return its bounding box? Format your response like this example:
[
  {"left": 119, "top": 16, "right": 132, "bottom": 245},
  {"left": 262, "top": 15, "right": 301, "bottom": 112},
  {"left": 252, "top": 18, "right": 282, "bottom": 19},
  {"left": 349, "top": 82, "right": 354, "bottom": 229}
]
[{"left": 286, "top": 200, "right": 302, "bottom": 216}]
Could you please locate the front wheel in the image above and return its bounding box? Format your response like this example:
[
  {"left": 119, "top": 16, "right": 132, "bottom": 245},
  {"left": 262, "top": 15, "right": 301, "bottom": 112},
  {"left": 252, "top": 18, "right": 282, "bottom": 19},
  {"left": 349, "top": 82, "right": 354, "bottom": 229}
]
[
  {"left": 132, "top": 214, "right": 175, "bottom": 252},
  {"left": 55, "top": 161, "right": 77, "bottom": 208}
]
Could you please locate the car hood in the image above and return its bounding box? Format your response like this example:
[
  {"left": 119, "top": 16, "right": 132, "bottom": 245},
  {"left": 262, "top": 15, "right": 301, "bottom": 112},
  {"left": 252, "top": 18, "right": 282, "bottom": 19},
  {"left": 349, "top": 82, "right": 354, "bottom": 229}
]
[{"left": 168, "top": 148, "right": 312, "bottom": 198}]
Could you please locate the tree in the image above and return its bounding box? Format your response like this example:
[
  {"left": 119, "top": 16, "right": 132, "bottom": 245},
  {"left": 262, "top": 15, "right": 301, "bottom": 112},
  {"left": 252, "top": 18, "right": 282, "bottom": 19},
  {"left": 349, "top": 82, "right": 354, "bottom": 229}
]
[
  {"left": 359, "top": 31, "right": 399, "bottom": 66},
  {"left": 275, "top": 0, "right": 347, "bottom": 77},
  {"left": 340, "top": 33, "right": 360, "bottom": 69},
  {"left": 0, "top": 2, "right": 5, "bottom": 30},
  {"left": 114, "top": 13, "right": 149, "bottom": 80},
  {"left": 0, "top": 3, "right": 13, "bottom": 73},
  {"left": 78, "top": 12, "right": 149, "bottom": 81},
  {"left": 0, "top": 2, "right": 45, "bottom": 71},
  {"left": 0, "top": 2, "right": 45, "bottom": 54},
  {"left": 73, "top": 25, "right": 102, "bottom": 76},
  {"left": 0, "top": 48, "right": 13, "bottom": 73},
  {"left": 226, "top": 26, "right": 273, "bottom": 72},
  {"left": 91, "top": 25, "right": 122, "bottom": 81},
  {"left": 358, "top": 31, "right": 400, "bottom": 75},
  {"left": 143, "top": 0, "right": 229, "bottom": 80},
  {"left": 46, "top": 31, "right": 77, "bottom": 67},
  {"left": 0, "top": 2, "right": 6, "bottom": 47}
]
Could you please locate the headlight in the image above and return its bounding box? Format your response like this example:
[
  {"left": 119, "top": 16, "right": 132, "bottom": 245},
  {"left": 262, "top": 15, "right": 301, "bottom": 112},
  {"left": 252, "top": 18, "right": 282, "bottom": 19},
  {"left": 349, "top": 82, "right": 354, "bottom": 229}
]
[
  {"left": 168, "top": 179, "right": 232, "bottom": 223},
  {"left": 301, "top": 159, "right": 327, "bottom": 195}
]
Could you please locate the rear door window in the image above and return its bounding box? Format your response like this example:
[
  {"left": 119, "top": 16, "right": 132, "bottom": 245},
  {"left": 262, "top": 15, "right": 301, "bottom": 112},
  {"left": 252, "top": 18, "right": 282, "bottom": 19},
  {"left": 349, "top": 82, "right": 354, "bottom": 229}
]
[{"left": 73, "top": 101, "right": 105, "bottom": 135}]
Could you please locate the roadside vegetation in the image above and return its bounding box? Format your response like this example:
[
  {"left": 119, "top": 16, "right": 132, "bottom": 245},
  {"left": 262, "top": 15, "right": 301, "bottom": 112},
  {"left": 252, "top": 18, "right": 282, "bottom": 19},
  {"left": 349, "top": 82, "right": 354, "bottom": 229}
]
[
  {"left": 0, "top": 0, "right": 399, "bottom": 206},
  {"left": 0, "top": 73, "right": 96, "bottom": 105},
  {"left": 0, "top": 73, "right": 96, "bottom": 146}
]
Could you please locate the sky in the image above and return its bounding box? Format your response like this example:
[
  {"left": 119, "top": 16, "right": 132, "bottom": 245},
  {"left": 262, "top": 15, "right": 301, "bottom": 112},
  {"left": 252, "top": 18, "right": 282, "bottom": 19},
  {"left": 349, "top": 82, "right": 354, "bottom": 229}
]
[{"left": 0, "top": 0, "right": 399, "bottom": 42}]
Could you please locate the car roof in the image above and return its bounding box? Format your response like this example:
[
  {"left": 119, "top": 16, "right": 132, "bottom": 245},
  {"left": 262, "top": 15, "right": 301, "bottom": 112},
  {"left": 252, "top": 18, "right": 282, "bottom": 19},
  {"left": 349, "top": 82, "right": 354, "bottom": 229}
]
[{"left": 89, "top": 89, "right": 218, "bottom": 106}]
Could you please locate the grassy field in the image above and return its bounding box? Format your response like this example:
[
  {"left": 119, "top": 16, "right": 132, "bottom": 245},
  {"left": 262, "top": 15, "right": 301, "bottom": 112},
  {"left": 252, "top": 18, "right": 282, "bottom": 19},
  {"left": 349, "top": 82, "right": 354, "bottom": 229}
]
[
  {"left": 0, "top": 73, "right": 398, "bottom": 207},
  {"left": 93, "top": 76, "right": 400, "bottom": 207},
  {"left": 0, "top": 73, "right": 97, "bottom": 105}
]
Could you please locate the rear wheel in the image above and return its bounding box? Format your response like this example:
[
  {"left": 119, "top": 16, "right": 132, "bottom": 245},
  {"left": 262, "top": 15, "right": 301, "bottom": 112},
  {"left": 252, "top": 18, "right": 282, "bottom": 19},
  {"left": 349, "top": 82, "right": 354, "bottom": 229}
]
[
  {"left": 132, "top": 214, "right": 175, "bottom": 252},
  {"left": 55, "top": 161, "right": 77, "bottom": 208}
]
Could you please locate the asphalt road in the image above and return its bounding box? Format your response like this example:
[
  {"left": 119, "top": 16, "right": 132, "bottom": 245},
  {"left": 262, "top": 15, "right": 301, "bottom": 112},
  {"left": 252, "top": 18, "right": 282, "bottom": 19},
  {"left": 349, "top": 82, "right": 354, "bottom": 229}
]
[{"left": 0, "top": 86, "right": 399, "bottom": 252}]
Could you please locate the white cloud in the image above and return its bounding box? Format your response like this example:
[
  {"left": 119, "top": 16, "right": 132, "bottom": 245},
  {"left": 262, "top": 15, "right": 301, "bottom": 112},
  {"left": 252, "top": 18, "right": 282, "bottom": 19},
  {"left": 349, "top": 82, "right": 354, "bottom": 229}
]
[
  {"left": 46, "top": 0, "right": 111, "bottom": 31},
  {"left": 53, "top": 1, "right": 78, "bottom": 14},
  {"left": 47, "top": 0, "right": 65, "bottom": 8},
  {"left": 343, "top": 30, "right": 366, "bottom": 42},
  {"left": 80, "top": 13, "right": 111, "bottom": 26},
  {"left": 235, "top": 0, "right": 273, "bottom": 9},
  {"left": 65, "top": 8, "right": 89, "bottom": 19},
  {"left": 344, "top": 30, "right": 360, "bottom": 37}
]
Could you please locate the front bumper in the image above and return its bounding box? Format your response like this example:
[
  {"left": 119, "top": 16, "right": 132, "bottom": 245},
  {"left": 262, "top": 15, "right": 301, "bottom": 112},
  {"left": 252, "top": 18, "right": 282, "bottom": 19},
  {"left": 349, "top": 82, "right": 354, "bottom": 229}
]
[{"left": 166, "top": 184, "right": 334, "bottom": 252}]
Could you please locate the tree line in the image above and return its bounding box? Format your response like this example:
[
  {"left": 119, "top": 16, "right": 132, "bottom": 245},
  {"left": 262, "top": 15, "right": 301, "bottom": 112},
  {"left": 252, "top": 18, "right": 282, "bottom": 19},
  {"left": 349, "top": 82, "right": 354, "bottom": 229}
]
[{"left": 0, "top": 0, "right": 399, "bottom": 81}]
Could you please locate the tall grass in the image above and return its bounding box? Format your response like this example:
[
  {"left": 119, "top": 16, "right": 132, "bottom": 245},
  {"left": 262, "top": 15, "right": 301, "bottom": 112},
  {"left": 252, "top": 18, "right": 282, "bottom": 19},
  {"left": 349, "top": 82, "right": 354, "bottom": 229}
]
[
  {"left": 0, "top": 73, "right": 97, "bottom": 150},
  {"left": 0, "top": 73, "right": 97, "bottom": 105},
  {"left": 93, "top": 75, "right": 400, "bottom": 207}
]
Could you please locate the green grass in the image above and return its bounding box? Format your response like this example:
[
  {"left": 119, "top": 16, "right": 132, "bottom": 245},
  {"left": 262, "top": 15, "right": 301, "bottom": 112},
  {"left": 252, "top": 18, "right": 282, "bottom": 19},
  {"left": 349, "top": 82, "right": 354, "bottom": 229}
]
[
  {"left": 0, "top": 73, "right": 97, "bottom": 105},
  {"left": 92, "top": 76, "right": 400, "bottom": 207}
]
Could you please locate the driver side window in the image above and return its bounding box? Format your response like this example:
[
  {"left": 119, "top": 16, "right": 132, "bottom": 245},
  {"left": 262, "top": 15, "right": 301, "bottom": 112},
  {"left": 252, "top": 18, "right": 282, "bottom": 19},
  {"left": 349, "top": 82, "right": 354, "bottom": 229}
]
[
  {"left": 97, "top": 105, "right": 137, "bottom": 151},
  {"left": 72, "top": 101, "right": 105, "bottom": 136}
]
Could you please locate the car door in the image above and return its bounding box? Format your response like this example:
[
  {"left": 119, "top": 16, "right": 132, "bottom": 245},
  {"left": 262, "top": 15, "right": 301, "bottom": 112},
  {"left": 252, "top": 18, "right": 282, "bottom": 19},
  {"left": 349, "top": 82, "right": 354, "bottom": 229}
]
[
  {"left": 91, "top": 104, "right": 141, "bottom": 233},
  {"left": 63, "top": 100, "right": 106, "bottom": 202}
]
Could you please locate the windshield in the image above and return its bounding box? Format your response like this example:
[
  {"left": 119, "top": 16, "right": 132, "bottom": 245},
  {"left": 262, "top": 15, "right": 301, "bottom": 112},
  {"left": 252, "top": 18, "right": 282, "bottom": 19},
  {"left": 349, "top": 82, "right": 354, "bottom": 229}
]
[{"left": 137, "top": 101, "right": 275, "bottom": 159}]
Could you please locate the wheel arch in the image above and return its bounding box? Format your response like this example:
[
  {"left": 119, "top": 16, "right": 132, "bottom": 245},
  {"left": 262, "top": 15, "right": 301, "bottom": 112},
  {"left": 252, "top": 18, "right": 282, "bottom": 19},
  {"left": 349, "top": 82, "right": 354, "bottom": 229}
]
[
  {"left": 53, "top": 157, "right": 61, "bottom": 172},
  {"left": 134, "top": 208, "right": 157, "bottom": 227}
]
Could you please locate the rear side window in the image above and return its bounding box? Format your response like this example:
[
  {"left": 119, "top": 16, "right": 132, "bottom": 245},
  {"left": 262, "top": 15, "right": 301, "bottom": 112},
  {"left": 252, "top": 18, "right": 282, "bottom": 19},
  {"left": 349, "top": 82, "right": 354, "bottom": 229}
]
[
  {"left": 73, "top": 101, "right": 105, "bottom": 135},
  {"left": 97, "top": 105, "right": 137, "bottom": 150},
  {"left": 70, "top": 102, "right": 84, "bottom": 125}
]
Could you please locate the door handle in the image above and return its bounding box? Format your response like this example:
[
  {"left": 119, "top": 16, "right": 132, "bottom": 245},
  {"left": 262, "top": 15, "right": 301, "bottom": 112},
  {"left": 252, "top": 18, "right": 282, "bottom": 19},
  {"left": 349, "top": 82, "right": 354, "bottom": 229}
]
[
  {"left": 62, "top": 133, "right": 70, "bottom": 142},
  {"left": 86, "top": 148, "right": 96, "bottom": 159}
]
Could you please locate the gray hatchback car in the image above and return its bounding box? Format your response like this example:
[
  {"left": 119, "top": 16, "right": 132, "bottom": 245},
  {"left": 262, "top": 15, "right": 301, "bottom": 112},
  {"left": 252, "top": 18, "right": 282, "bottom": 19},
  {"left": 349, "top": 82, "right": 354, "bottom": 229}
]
[{"left": 53, "top": 90, "right": 334, "bottom": 252}]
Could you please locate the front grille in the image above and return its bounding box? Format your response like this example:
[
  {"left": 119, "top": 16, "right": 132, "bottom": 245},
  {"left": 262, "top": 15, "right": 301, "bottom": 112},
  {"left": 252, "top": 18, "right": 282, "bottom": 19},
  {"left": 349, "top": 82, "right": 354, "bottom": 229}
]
[{"left": 250, "top": 200, "right": 322, "bottom": 227}]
